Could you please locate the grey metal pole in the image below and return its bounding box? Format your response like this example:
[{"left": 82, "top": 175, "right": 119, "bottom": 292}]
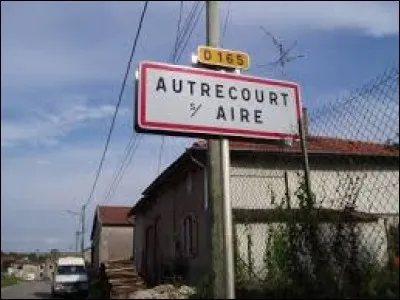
[
  {"left": 206, "top": 1, "right": 226, "bottom": 298},
  {"left": 75, "top": 231, "right": 80, "bottom": 253},
  {"left": 81, "top": 205, "right": 86, "bottom": 255},
  {"left": 221, "top": 138, "right": 235, "bottom": 298},
  {"left": 298, "top": 112, "right": 313, "bottom": 202}
]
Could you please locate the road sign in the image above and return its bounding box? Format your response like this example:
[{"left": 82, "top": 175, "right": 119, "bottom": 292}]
[
  {"left": 197, "top": 46, "right": 250, "bottom": 70},
  {"left": 136, "top": 61, "right": 302, "bottom": 140}
]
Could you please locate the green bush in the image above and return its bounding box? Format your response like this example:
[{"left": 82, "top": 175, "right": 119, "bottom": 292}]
[{"left": 1, "top": 274, "right": 22, "bottom": 287}]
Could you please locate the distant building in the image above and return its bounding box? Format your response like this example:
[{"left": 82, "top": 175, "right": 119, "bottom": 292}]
[
  {"left": 13, "top": 263, "right": 40, "bottom": 280},
  {"left": 90, "top": 205, "right": 134, "bottom": 271}
]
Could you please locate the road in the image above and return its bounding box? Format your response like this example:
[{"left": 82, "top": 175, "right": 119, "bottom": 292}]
[{"left": 1, "top": 281, "right": 52, "bottom": 299}]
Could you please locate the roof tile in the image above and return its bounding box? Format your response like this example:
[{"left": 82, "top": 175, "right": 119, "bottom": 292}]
[
  {"left": 192, "top": 136, "right": 399, "bottom": 157},
  {"left": 98, "top": 206, "right": 133, "bottom": 226}
]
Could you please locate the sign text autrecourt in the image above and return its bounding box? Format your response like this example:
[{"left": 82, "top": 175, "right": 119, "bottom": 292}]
[{"left": 136, "top": 61, "right": 302, "bottom": 140}]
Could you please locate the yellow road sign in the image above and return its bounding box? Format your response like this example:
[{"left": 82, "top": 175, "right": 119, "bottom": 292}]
[{"left": 197, "top": 46, "right": 250, "bottom": 70}]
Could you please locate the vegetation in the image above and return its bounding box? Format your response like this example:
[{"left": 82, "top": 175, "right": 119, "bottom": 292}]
[
  {"left": 184, "top": 173, "right": 399, "bottom": 299},
  {"left": 235, "top": 173, "right": 399, "bottom": 299},
  {"left": 1, "top": 274, "right": 22, "bottom": 287}
]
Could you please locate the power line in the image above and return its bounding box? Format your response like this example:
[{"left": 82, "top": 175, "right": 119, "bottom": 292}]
[
  {"left": 85, "top": 1, "right": 149, "bottom": 207},
  {"left": 173, "top": 1, "right": 200, "bottom": 60},
  {"left": 103, "top": 1, "right": 190, "bottom": 201},
  {"left": 102, "top": 134, "right": 136, "bottom": 202},
  {"left": 157, "top": 136, "right": 166, "bottom": 174},
  {"left": 172, "top": 1, "right": 184, "bottom": 62},
  {"left": 175, "top": 2, "right": 205, "bottom": 63},
  {"left": 221, "top": 1, "right": 231, "bottom": 48},
  {"left": 103, "top": 134, "right": 144, "bottom": 204},
  {"left": 104, "top": 1, "right": 203, "bottom": 197},
  {"left": 157, "top": 2, "right": 201, "bottom": 177},
  {"left": 103, "top": 134, "right": 140, "bottom": 203}
]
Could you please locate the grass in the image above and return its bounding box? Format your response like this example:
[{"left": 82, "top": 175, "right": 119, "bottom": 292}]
[{"left": 1, "top": 274, "right": 22, "bottom": 287}]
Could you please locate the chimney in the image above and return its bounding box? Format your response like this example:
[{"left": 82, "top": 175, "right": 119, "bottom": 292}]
[{"left": 302, "top": 107, "right": 309, "bottom": 137}]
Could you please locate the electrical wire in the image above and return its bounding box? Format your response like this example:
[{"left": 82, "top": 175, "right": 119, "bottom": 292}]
[
  {"left": 157, "top": 136, "right": 166, "bottom": 175},
  {"left": 102, "top": 134, "right": 136, "bottom": 202},
  {"left": 172, "top": 1, "right": 200, "bottom": 62},
  {"left": 172, "top": 1, "right": 184, "bottom": 62},
  {"left": 175, "top": 2, "right": 205, "bottom": 63},
  {"left": 221, "top": 1, "right": 231, "bottom": 48},
  {"left": 84, "top": 1, "right": 149, "bottom": 207},
  {"left": 157, "top": 1, "right": 202, "bottom": 176},
  {"left": 103, "top": 1, "right": 203, "bottom": 200},
  {"left": 103, "top": 134, "right": 144, "bottom": 204}
]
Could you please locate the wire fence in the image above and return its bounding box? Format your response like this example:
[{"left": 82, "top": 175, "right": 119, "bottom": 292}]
[{"left": 232, "top": 66, "right": 399, "bottom": 298}]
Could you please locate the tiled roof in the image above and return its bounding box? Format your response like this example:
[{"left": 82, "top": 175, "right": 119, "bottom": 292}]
[
  {"left": 191, "top": 136, "right": 399, "bottom": 157},
  {"left": 97, "top": 206, "right": 134, "bottom": 226}
]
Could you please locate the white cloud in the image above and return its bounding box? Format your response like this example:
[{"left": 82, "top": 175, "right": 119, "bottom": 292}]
[
  {"left": 1, "top": 1, "right": 397, "bottom": 90},
  {"left": 1, "top": 134, "right": 192, "bottom": 252},
  {"left": 230, "top": 1, "right": 399, "bottom": 37},
  {"left": 35, "top": 159, "right": 52, "bottom": 165},
  {"left": 0, "top": 1, "right": 170, "bottom": 89},
  {"left": 1, "top": 99, "right": 129, "bottom": 148},
  {"left": 1, "top": 135, "right": 189, "bottom": 212}
]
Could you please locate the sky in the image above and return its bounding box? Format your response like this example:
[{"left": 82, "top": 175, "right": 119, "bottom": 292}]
[{"left": 1, "top": 1, "right": 399, "bottom": 252}]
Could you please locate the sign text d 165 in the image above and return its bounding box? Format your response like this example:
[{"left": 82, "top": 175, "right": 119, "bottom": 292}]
[{"left": 197, "top": 46, "right": 250, "bottom": 70}]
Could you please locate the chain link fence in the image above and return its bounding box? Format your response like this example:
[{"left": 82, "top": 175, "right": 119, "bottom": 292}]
[{"left": 232, "top": 66, "right": 399, "bottom": 298}]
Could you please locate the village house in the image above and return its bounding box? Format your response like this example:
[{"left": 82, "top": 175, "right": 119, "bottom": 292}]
[
  {"left": 10, "top": 261, "right": 40, "bottom": 280},
  {"left": 90, "top": 205, "right": 134, "bottom": 271},
  {"left": 130, "top": 134, "right": 399, "bottom": 285}
]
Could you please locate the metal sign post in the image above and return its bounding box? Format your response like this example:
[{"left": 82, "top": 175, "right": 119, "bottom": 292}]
[
  {"left": 207, "top": 2, "right": 233, "bottom": 298},
  {"left": 206, "top": 1, "right": 229, "bottom": 298}
]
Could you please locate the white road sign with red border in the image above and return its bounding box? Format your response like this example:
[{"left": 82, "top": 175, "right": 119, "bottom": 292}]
[{"left": 136, "top": 61, "right": 302, "bottom": 140}]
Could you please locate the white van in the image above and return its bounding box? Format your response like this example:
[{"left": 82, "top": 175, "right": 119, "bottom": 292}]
[{"left": 51, "top": 256, "right": 89, "bottom": 298}]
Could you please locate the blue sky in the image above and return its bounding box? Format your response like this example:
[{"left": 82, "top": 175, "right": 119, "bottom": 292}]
[{"left": 1, "top": 1, "right": 399, "bottom": 252}]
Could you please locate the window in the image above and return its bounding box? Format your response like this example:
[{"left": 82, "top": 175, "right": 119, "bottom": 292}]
[
  {"left": 56, "top": 265, "right": 86, "bottom": 275},
  {"left": 182, "top": 214, "right": 198, "bottom": 257}
]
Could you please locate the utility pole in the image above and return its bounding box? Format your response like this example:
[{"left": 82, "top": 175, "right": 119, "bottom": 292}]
[
  {"left": 66, "top": 206, "right": 86, "bottom": 255},
  {"left": 75, "top": 231, "right": 80, "bottom": 253},
  {"left": 81, "top": 204, "right": 86, "bottom": 255},
  {"left": 298, "top": 109, "right": 313, "bottom": 202},
  {"left": 206, "top": 1, "right": 235, "bottom": 298}
]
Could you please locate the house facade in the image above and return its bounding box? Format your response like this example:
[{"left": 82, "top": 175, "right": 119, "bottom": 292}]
[
  {"left": 131, "top": 136, "right": 399, "bottom": 284},
  {"left": 90, "top": 205, "right": 134, "bottom": 271}
]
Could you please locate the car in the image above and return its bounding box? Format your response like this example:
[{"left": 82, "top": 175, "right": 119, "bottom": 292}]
[{"left": 51, "top": 256, "right": 89, "bottom": 298}]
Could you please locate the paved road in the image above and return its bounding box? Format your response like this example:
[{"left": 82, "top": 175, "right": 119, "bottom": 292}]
[{"left": 1, "top": 281, "right": 52, "bottom": 299}]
